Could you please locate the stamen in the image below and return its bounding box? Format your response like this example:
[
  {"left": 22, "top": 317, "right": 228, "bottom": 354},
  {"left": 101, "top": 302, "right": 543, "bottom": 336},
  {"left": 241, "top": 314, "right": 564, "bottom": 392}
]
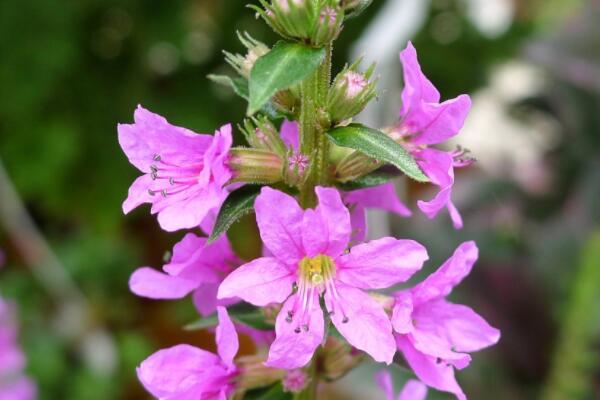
[
  {"left": 153, "top": 154, "right": 162, "bottom": 162},
  {"left": 342, "top": 316, "right": 349, "bottom": 324},
  {"left": 148, "top": 189, "right": 155, "bottom": 196}
]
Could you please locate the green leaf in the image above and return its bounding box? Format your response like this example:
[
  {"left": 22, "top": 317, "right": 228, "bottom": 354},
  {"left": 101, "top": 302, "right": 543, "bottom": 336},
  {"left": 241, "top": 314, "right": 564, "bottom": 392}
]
[
  {"left": 248, "top": 41, "right": 325, "bottom": 115},
  {"left": 345, "top": 0, "right": 373, "bottom": 19},
  {"left": 245, "top": 383, "right": 292, "bottom": 400},
  {"left": 208, "top": 74, "right": 249, "bottom": 99},
  {"left": 184, "top": 314, "right": 218, "bottom": 331},
  {"left": 327, "top": 124, "right": 428, "bottom": 182},
  {"left": 337, "top": 169, "right": 400, "bottom": 191},
  {"left": 208, "top": 185, "right": 262, "bottom": 243}
]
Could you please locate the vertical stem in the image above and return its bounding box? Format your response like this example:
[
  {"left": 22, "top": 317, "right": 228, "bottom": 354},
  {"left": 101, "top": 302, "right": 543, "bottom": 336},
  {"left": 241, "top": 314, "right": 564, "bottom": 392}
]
[{"left": 299, "top": 43, "right": 332, "bottom": 209}]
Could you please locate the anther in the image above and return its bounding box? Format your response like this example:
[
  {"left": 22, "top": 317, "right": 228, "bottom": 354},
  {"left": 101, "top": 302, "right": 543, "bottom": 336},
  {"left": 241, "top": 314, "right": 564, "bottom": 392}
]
[
  {"left": 302, "top": 324, "right": 309, "bottom": 332},
  {"left": 153, "top": 154, "right": 162, "bottom": 161},
  {"left": 148, "top": 189, "right": 155, "bottom": 196},
  {"left": 169, "top": 177, "right": 175, "bottom": 185},
  {"left": 436, "top": 357, "right": 442, "bottom": 364},
  {"left": 161, "top": 189, "right": 168, "bottom": 198},
  {"left": 286, "top": 316, "right": 293, "bottom": 323},
  {"left": 151, "top": 171, "right": 158, "bottom": 180},
  {"left": 150, "top": 165, "right": 158, "bottom": 173},
  {"left": 294, "top": 327, "right": 301, "bottom": 334},
  {"left": 342, "top": 316, "right": 349, "bottom": 324}
]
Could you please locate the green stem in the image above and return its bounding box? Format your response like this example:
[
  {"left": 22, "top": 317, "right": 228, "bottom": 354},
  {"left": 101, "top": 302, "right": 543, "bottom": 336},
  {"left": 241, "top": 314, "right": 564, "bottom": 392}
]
[{"left": 299, "top": 43, "right": 332, "bottom": 209}]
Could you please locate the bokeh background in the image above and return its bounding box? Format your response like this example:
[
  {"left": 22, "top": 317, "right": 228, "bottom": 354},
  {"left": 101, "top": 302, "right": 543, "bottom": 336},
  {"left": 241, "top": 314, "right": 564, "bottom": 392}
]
[{"left": 1, "top": 0, "right": 599, "bottom": 399}]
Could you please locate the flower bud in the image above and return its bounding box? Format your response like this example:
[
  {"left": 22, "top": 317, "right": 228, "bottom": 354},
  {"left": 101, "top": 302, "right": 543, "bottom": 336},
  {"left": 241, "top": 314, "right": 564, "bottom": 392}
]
[
  {"left": 321, "top": 336, "right": 363, "bottom": 381},
  {"left": 284, "top": 150, "right": 311, "bottom": 187},
  {"left": 327, "top": 61, "right": 377, "bottom": 123},
  {"left": 240, "top": 117, "right": 288, "bottom": 156},
  {"left": 236, "top": 355, "right": 286, "bottom": 391},
  {"left": 334, "top": 150, "right": 381, "bottom": 182},
  {"left": 224, "top": 32, "right": 270, "bottom": 79},
  {"left": 313, "top": 5, "right": 344, "bottom": 46},
  {"left": 282, "top": 369, "right": 310, "bottom": 393},
  {"left": 255, "top": 0, "right": 318, "bottom": 41},
  {"left": 228, "top": 147, "right": 284, "bottom": 184}
]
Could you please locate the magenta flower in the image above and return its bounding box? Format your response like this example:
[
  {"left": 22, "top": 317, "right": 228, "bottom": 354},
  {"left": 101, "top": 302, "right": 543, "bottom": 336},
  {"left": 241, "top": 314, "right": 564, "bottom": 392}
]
[
  {"left": 137, "top": 307, "right": 239, "bottom": 400},
  {"left": 392, "top": 42, "right": 472, "bottom": 229},
  {"left": 0, "top": 297, "right": 36, "bottom": 400},
  {"left": 118, "top": 105, "right": 233, "bottom": 232},
  {"left": 218, "top": 186, "right": 428, "bottom": 369},
  {"left": 129, "top": 233, "right": 240, "bottom": 316},
  {"left": 391, "top": 242, "right": 500, "bottom": 400},
  {"left": 376, "top": 370, "right": 427, "bottom": 400}
]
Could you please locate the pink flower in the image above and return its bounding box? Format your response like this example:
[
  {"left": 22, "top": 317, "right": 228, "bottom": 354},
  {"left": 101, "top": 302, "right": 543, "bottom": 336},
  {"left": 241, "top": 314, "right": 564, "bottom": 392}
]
[
  {"left": 393, "top": 42, "right": 473, "bottom": 229},
  {"left": 137, "top": 307, "right": 239, "bottom": 400},
  {"left": 218, "top": 186, "right": 428, "bottom": 369},
  {"left": 0, "top": 297, "right": 36, "bottom": 400},
  {"left": 375, "top": 370, "right": 427, "bottom": 400},
  {"left": 391, "top": 242, "right": 500, "bottom": 400},
  {"left": 129, "top": 233, "right": 240, "bottom": 317},
  {"left": 118, "top": 105, "right": 233, "bottom": 232}
]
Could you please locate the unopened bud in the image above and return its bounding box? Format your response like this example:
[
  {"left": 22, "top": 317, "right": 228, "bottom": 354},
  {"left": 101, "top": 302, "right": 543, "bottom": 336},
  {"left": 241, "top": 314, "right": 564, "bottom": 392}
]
[
  {"left": 236, "top": 355, "right": 286, "bottom": 391},
  {"left": 254, "top": 0, "right": 317, "bottom": 41},
  {"left": 327, "top": 61, "right": 377, "bottom": 122},
  {"left": 282, "top": 369, "right": 310, "bottom": 393},
  {"left": 334, "top": 150, "right": 381, "bottom": 183},
  {"left": 225, "top": 32, "right": 270, "bottom": 79},
  {"left": 313, "top": 5, "right": 344, "bottom": 46},
  {"left": 239, "top": 117, "right": 288, "bottom": 156},
  {"left": 228, "top": 148, "right": 284, "bottom": 185},
  {"left": 284, "top": 150, "right": 311, "bottom": 187},
  {"left": 321, "top": 336, "right": 363, "bottom": 381}
]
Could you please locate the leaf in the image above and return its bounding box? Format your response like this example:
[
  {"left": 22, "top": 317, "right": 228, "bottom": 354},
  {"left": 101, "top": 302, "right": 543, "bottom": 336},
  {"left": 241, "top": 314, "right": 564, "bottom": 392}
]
[
  {"left": 244, "top": 383, "right": 292, "bottom": 400},
  {"left": 327, "top": 124, "right": 428, "bottom": 182},
  {"left": 208, "top": 185, "right": 262, "bottom": 243},
  {"left": 184, "top": 314, "right": 218, "bottom": 331},
  {"left": 248, "top": 41, "right": 325, "bottom": 115},
  {"left": 337, "top": 169, "right": 400, "bottom": 191},
  {"left": 208, "top": 74, "right": 249, "bottom": 99}
]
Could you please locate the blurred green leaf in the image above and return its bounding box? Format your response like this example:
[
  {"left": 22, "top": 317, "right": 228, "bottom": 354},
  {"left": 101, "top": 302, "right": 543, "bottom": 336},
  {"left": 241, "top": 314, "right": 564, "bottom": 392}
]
[{"left": 209, "top": 185, "right": 261, "bottom": 243}]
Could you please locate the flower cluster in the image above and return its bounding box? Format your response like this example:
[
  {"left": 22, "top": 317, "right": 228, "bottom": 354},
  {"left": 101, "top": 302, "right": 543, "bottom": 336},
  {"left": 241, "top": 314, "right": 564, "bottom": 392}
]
[{"left": 119, "top": 2, "right": 499, "bottom": 399}]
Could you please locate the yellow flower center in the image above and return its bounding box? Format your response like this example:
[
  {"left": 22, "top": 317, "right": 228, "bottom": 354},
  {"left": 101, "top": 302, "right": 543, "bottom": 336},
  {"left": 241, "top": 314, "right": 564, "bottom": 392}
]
[{"left": 299, "top": 255, "right": 335, "bottom": 286}]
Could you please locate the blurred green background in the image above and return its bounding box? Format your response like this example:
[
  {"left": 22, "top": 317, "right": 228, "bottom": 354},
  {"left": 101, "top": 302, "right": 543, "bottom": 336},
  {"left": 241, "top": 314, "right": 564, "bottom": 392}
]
[{"left": 1, "top": 0, "right": 599, "bottom": 399}]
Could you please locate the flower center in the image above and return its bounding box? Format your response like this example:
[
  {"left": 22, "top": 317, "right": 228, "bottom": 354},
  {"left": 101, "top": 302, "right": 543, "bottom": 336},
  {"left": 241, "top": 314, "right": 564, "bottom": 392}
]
[
  {"left": 299, "top": 255, "right": 335, "bottom": 286},
  {"left": 146, "top": 153, "right": 203, "bottom": 198}
]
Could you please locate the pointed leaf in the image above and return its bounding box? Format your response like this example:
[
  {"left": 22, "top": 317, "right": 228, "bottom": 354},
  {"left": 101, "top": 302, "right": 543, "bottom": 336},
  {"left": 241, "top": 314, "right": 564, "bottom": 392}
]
[
  {"left": 327, "top": 124, "right": 428, "bottom": 182},
  {"left": 184, "top": 314, "right": 218, "bottom": 331},
  {"left": 208, "top": 74, "right": 249, "bottom": 99},
  {"left": 208, "top": 185, "right": 261, "bottom": 243},
  {"left": 248, "top": 41, "right": 326, "bottom": 115}
]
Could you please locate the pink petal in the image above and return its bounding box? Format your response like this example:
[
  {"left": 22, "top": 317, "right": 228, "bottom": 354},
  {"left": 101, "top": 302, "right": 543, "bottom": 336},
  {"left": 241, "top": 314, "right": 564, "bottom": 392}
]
[
  {"left": 118, "top": 105, "right": 212, "bottom": 173},
  {"left": 155, "top": 186, "right": 226, "bottom": 232},
  {"left": 409, "top": 95, "right": 471, "bottom": 146},
  {"left": 400, "top": 42, "right": 440, "bottom": 115},
  {"left": 391, "top": 291, "right": 414, "bottom": 334},
  {"left": 325, "top": 284, "right": 396, "bottom": 364},
  {"left": 217, "top": 257, "right": 294, "bottom": 307},
  {"left": 216, "top": 307, "right": 239, "bottom": 369},
  {"left": 398, "top": 379, "right": 428, "bottom": 400},
  {"left": 417, "top": 300, "right": 500, "bottom": 353},
  {"left": 265, "top": 293, "right": 325, "bottom": 369},
  {"left": 137, "top": 344, "right": 221, "bottom": 398},
  {"left": 396, "top": 335, "right": 466, "bottom": 400},
  {"left": 337, "top": 238, "right": 428, "bottom": 289},
  {"left": 129, "top": 267, "right": 197, "bottom": 299},
  {"left": 198, "top": 124, "right": 233, "bottom": 189},
  {"left": 280, "top": 120, "right": 300, "bottom": 152},
  {"left": 344, "top": 183, "right": 412, "bottom": 218},
  {"left": 255, "top": 187, "right": 305, "bottom": 265},
  {"left": 122, "top": 174, "right": 154, "bottom": 214},
  {"left": 192, "top": 284, "right": 219, "bottom": 317},
  {"left": 349, "top": 204, "right": 367, "bottom": 244},
  {"left": 411, "top": 241, "right": 478, "bottom": 305},
  {"left": 374, "top": 370, "right": 395, "bottom": 400},
  {"left": 0, "top": 377, "right": 37, "bottom": 400},
  {"left": 302, "top": 187, "right": 351, "bottom": 258}
]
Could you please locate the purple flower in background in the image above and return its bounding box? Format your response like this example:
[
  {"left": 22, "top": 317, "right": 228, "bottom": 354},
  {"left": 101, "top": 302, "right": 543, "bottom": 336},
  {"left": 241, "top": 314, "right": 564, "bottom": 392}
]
[
  {"left": 137, "top": 307, "right": 239, "bottom": 400},
  {"left": 119, "top": 106, "right": 233, "bottom": 232},
  {"left": 392, "top": 42, "right": 473, "bottom": 229},
  {"left": 218, "top": 186, "right": 428, "bottom": 369},
  {"left": 129, "top": 233, "right": 240, "bottom": 317},
  {"left": 0, "top": 296, "right": 37, "bottom": 400},
  {"left": 391, "top": 242, "right": 500, "bottom": 400},
  {"left": 376, "top": 370, "right": 427, "bottom": 400}
]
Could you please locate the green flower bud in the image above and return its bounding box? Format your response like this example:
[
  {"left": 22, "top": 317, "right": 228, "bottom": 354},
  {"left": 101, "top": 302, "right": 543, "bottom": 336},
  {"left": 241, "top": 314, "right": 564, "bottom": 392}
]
[
  {"left": 327, "top": 60, "right": 377, "bottom": 123},
  {"left": 224, "top": 32, "right": 270, "bottom": 79},
  {"left": 228, "top": 147, "right": 284, "bottom": 185}
]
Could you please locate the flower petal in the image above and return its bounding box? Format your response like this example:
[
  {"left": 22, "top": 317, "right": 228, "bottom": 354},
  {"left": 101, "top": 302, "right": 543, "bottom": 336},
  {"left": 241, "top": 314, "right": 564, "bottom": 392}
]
[
  {"left": 411, "top": 241, "right": 478, "bottom": 305},
  {"left": 337, "top": 238, "right": 428, "bottom": 289},
  {"left": 398, "top": 379, "right": 428, "bottom": 400},
  {"left": 122, "top": 174, "right": 154, "bottom": 214},
  {"left": 265, "top": 293, "right": 324, "bottom": 369},
  {"left": 391, "top": 291, "right": 414, "bottom": 334},
  {"left": 137, "top": 344, "right": 221, "bottom": 399},
  {"left": 416, "top": 300, "right": 500, "bottom": 353},
  {"left": 129, "top": 267, "right": 197, "bottom": 299},
  {"left": 326, "top": 284, "right": 395, "bottom": 364},
  {"left": 280, "top": 120, "right": 300, "bottom": 152},
  {"left": 118, "top": 105, "right": 212, "bottom": 173},
  {"left": 255, "top": 187, "right": 305, "bottom": 265},
  {"left": 409, "top": 95, "right": 471, "bottom": 146},
  {"left": 216, "top": 307, "right": 239, "bottom": 369},
  {"left": 302, "top": 187, "right": 351, "bottom": 258},
  {"left": 374, "top": 370, "right": 395, "bottom": 400},
  {"left": 349, "top": 204, "right": 367, "bottom": 244},
  {"left": 396, "top": 335, "right": 466, "bottom": 400},
  {"left": 400, "top": 42, "right": 440, "bottom": 115},
  {"left": 217, "top": 257, "right": 294, "bottom": 307},
  {"left": 192, "top": 284, "right": 219, "bottom": 317},
  {"left": 344, "top": 183, "right": 412, "bottom": 218}
]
